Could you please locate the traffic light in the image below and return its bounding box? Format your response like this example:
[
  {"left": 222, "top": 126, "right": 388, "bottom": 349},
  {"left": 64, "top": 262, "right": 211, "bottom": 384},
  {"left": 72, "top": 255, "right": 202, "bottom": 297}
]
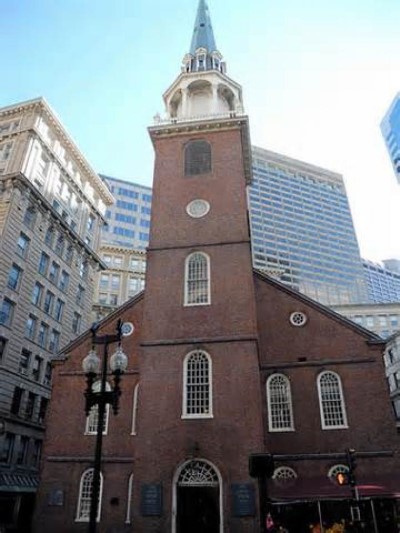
[
  {"left": 346, "top": 448, "right": 357, "bottom": 486},
  {"left": 336, "top": 471, "right": 349, "bottom": 486}
]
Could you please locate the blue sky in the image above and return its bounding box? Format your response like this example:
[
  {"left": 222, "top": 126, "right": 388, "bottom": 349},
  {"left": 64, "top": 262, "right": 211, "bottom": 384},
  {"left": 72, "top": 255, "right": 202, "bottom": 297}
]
[{"left": 1, "top": 0, "right": 400, "bottom": 262}]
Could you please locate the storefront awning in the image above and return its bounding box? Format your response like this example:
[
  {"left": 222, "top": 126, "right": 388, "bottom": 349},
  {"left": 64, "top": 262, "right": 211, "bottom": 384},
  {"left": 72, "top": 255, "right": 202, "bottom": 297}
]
[
  {"left": 268, "top": 475, "right": 400, "bottom": 502},
  {"left": 0, "top": 473, "right": 39, "bottom": 493}
]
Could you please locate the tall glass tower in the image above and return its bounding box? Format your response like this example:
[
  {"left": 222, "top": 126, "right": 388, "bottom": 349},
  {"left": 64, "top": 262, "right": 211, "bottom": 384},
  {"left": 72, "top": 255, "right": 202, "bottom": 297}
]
[
  {"left": 381, "top": 92, "right": 400, "bottom": 184},
  {"left": 249, "top": 147, "right": 368, "bottom": 305}
]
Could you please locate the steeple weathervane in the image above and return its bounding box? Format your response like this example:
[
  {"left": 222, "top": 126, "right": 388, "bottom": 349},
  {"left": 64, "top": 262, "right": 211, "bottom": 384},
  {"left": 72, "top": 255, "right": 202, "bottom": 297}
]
[
  {"left": 190, "top": 0, "right": 217, "bottom": 55},
  {"left": 183, "top": 0, "right": 226, "bottom": 74}
]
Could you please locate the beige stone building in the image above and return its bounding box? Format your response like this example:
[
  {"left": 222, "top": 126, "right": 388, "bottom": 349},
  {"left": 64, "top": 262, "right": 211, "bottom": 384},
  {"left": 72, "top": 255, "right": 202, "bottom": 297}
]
[
  {"left": 0, "top": 97, "right": 113, "bottom": 530},
  {"left": 92, "top": 244, "right": 146, "bottom": 321},
  {"left": 332, "top": 302, "right": 400, "bottom": 339}
]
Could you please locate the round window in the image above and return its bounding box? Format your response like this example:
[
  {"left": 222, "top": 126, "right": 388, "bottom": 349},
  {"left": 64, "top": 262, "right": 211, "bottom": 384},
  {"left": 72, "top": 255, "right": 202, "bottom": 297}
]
[
  {"left": 289, "top": 312, "right": 307, "bottom": 327},
  {"left": 186, "top": 199, "right": 210, "bottom": 218}
]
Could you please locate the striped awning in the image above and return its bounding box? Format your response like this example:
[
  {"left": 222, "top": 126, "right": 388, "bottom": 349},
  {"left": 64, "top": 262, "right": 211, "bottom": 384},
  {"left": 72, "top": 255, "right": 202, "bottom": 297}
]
[{"left": 0, "top": 472, "right": 39, "bottom": 493}]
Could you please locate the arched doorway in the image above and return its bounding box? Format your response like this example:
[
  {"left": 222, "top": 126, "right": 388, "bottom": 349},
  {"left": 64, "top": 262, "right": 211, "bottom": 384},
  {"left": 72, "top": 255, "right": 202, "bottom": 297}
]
[{"left": 172, "top": 459, "right": 223, "bottom": 533}]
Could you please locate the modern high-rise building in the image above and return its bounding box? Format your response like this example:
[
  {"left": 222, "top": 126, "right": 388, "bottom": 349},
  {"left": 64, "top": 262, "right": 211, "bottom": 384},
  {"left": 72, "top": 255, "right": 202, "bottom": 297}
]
[
  {"left": 381, "top": 93, "right": 400, "bottom": 184},
  {"left": 100, "top": 175, "right": 152, "bottom": 250},
  {"left": 0, "top": 98, "right": 113, "bottom": 530},
  {"left": 249, "top": 147, "right": 368, "bottom": 305},
  {"left": 363, "top": 259, "right": 400, "bottom": 303}
]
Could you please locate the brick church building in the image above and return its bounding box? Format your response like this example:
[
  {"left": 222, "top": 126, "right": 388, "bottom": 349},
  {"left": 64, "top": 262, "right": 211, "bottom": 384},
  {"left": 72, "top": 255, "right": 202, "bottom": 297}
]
[{"left": 33, "top": 1, "right": 400, "bottom": 532}]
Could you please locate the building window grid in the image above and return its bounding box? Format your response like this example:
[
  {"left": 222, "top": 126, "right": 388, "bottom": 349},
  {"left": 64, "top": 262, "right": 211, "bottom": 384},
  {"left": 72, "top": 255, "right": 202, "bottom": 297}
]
[
  {"left": 318, "top": 371, "right": 348, "bottom": 429},
  {"left": 85, "top": 381, "right": 110, "bottom": 435},
  {"left": 184, "top": 252, "right": 210, "bottom": 306},
  {"left": 267, "top": 374, "right": 294, "bottom": 431},
  {"left": 183, "top": 350, "right": 212, "bottom": 418}
]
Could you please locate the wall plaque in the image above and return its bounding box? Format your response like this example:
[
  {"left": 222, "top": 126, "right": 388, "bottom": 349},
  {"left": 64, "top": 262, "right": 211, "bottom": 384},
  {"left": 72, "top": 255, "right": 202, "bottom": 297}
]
[
  {"left": 141, "top": 484, "right": 162, "bottom": 516},
  {"left": 231, "top": 483, "right": 255, "bottom": 517}
]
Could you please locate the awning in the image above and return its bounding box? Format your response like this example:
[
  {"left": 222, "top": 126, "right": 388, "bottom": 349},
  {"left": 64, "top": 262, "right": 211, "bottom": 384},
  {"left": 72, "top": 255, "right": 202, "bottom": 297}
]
[
  {"left": 268, "top": 475, "right": 400, "bottom": 502},
  {"left": 0, "top": 473, "right": 39, "bottom": 493}
]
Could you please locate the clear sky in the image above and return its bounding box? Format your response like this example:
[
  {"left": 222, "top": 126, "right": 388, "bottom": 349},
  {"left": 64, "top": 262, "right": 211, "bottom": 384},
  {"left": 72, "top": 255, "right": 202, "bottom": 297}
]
[{"left": 1, "top": 0, "right": 399, "bottom": 263}]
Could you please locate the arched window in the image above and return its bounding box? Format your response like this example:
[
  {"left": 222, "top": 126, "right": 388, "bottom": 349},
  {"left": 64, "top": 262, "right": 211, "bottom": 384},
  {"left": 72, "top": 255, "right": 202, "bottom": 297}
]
[
  {"left": 184, "top": 140, "right": 211, "bottom": 176},
  {"left": 272, "top": 466, "right": 297, "bottom": 485},
  {"left": 183, "top": 350, "right": 212, "bottom": 418},
  {"left": 125, "top": 473, "right": 134, "bottom": 524},
  {"left": 131, "top": 383, "right": 139, "bottom": 435},
  {"left": 318, "top": 371, "right": 348, "bottom": 429},
  {"left": 327, "top": 464, "right": 349, "bottom": 480},
  {"left": 184, "top": 252, "right": 210, "bottom": 306},
  {"left": 85, "top": 381, "right": 111, "bottom": 435},
  {"left": 76, "top": 468, "right": 103, "bottom": 522},
  {"left": 266, "top": 374, "right": 294, "bottom": 432}
]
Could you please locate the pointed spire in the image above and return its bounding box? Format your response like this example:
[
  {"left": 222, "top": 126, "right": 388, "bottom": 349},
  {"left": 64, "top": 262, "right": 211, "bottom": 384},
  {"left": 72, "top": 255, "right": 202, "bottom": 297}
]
[{"left": 190, "top": 0, "right": 217, "bottom": 55}]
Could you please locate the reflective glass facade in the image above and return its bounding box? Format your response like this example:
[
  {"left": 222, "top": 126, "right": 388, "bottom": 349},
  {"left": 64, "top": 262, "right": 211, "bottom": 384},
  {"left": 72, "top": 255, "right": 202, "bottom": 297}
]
[
  {"left": 100, "top": 175, "right": 152, "bottom": 249},
  {"left": 363, "top": 260, "right": 400, "bottom": 304},
  {"left": 381, "top": 93, "right": 400, "bottom": 184},
  {"left": 248, "top": 147, "right": 368, "bottom": 305}
]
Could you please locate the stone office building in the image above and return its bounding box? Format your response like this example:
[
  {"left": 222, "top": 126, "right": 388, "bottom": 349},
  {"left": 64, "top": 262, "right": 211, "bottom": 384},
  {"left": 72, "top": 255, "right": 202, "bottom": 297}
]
[
  {"left": 0, "top": 98, "right": 113, "bottom": 531},
  {"left": 34, "top": 2, "right": 400, "bottom": 532}
]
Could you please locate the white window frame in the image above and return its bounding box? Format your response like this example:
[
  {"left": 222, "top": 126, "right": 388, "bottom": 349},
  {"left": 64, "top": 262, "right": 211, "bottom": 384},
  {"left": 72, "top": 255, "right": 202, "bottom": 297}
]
[
  {"left": 184, "top": 252, "right": 211, "bottom": 306},
  {"left": 266, "top": 373, "right": 295, "bottom": 432},
  {"left": 182, "top": 350, "right": 213, "bottom": 419},
  {"left": 75, "top": 468, "right": 103, "bottom": 522},
  {"left": 125, "top": 473, "right": 134, "bottom": 524},
  {"left": 85, "top": 381, "right": 111, "bottom": 435},
  {"left": 131, "top": 383, "right": 139, "bottom": 435},
  {"left": 317, "top": 371, "right": 348, "bottom": 430}
]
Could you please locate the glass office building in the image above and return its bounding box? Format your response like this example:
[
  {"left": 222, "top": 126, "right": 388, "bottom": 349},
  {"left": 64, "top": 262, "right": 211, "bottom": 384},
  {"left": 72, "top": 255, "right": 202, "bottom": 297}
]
[
  {"left": 249, "top": 147, "right": 368, "bottom": 305},
  {"left": 100, "top": 174, "right": 152, "bottom": 249},
  {"left": 381, "top": 93, "right": 400, "bottom": 184},
  {"left": 363, "top": 259, "right": 400, "bottom": 304}
]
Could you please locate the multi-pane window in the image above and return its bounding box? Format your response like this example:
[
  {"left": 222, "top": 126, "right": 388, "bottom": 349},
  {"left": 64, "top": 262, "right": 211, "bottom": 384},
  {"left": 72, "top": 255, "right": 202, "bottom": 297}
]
[
  {"left": 25, "top": 315, "right": 37, "bottom": 340},
  {"left": 183, "top": 350, "right": 212, "bottom": 418},
  {"left": 16, "top": 233, "right": 30, "bottom": 258},
  {"left": 49, "top": 261, "right": 60, "bottom": 284},
  {"left": 65, "top": 244, "right": 74, "bottom": 265},
  {"left": 76, "top": 469, "right": 103, "bottom": 522},
  {"left": 32, "top": 355, "right": 43, "bottom": 381},
  {"left": 85, "top": 382, "right": 111, "bottom": 435},
  {"left": 44, "top": 362, "right": 52, "bottom": 386},
  {"left": 31, "top": 283, "right": 43, "bottom": 306},
  {"left": 55, "top": 235, "right": 65, "bottom": 256},
  {"left": 1, "top": 433, "right": 15, "bottom": 463},
  {"left": 23, "top": 205, "right": 36, "bottom": 228},
  {"left": 184, "top": 140, "right": 212, "bottom": 176},
  {"left": 44, "top": 226, "right": 55, "bottom": 248},
  {"left": 38, "top": 253, "right": 49, "bottom": 275},
  {"left": 49, "top": 330, "right": 60, "bottom": 354},
  {"left": 38, "top": 323, "right": 49, "bottom": 348},
  {"left": 11, "top": 387, "right": 23, "bottom": 415},
  {"left": 7, "top": 264, "right": 22, "bottom": 290},
  {"left": 32, "top": 440, "right": 42, "bottom": 468},
  {"left": 76, "top": 285, "right": 85, "bottom": 306},
  {"left": 38, "top": 397, "right": 48, "bottom": 424},
  {"left": 0, "top": 337, "right": 7, "bottom": 361},
  {"left": 59, "top": 271, "right": 70, "bottom": 292},
  {"left": 318, "top": 371, "right": 348, "bottom": 429},
  {"left": 0, "top": 299, "right": 14, "bottom": 327},
  {"left": 131, "top": 383, "right": 139, "bottom": 435},
  {"left": 184, "top": 252, "right": 210, "bottom": 305},
  {"left": 0, "top": 141, "right": 13, "bottom": 161},
  {"left": 111, "top": 274, "right": 121, "bottom": 291},
  {"left": 19, "top": 349, "right": 31, "bottom": 374},
  {"left": 72, "top": 313, "right": 81, "bottom": 334},
  {"left": 54, "top": 299, "right": 65, "bottom": 321},
  {"left": 25, "top": 392, "right": 36, "bottom": 419},
  {"left": 80, "top": 260, "right": 89, "bottom": 280},
  {"left": 43, "top": 291, "right": 55, "bottom": 314},
  {"left": 99, "top": 274, "right": 109, "bottom": 290},
  {"left": 16, "top": 436, "right": 29, "bottom": 465},
  {"left": 266, "top": 374, "right": 294, "bottom": 432}
]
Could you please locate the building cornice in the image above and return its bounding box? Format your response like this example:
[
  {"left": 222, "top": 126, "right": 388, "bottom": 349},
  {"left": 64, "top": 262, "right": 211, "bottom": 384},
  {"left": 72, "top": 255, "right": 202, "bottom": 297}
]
[{"left": 0, "top": 97, "right": 114, "bottom": 206}]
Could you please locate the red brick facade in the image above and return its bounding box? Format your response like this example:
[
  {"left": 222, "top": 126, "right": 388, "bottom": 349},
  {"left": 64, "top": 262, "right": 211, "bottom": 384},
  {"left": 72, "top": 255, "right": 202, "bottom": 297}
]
[{"left": 33, "top": 121, "right": 400, "bottom": 533}]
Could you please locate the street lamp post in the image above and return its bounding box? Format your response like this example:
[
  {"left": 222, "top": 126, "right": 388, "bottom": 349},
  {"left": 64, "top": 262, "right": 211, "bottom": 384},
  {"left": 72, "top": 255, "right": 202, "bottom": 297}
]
[{"left": 82, "top": 319, "right": 128, "bottom": 533}]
